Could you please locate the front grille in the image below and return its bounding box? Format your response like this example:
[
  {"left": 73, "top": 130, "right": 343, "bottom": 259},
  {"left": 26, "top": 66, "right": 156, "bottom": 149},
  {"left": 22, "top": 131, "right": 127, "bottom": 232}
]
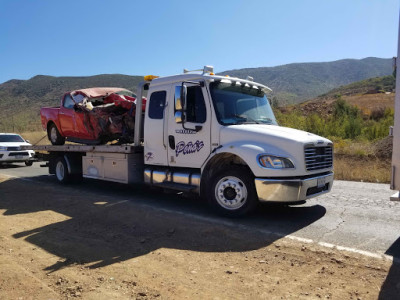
[
  {"left": 305, "top": 146, "right": 333, "bottom": 171},
  {"left": 8, "top": 152, "right": 29, "bottom": 156},
  {"left": 7, "top": 146, "right": 21, "bottom": 151}
]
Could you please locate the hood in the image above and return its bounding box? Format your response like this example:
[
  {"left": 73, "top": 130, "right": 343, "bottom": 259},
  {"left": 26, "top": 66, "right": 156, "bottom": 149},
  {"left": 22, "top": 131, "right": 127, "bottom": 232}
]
[
  {"left": 220, "top": 124, "right": 331, "bottom": 147},
  {"left": 71, "top": 87, "right": 131, "bottom": 98},
  {"left": 218, "top": 124, "right": 332, "bottom": 177},
  {"left": 0, "top": 142, "right": 32, "bottom": 147}
]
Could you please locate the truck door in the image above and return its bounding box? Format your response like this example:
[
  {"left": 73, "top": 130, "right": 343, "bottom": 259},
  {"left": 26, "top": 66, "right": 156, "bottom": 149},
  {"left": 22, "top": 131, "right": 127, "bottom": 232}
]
[
  {"left": 59, "top": 94, "right": 76, "bottom": 137},
  {"left": 167, "top": 82, "right": 211, "bottom": 168},
  {"left": 70, "top": 93, "right": 95, "bottom": 140},
  {"left": 144, "top": 89, "right": 169, "bottom": 166}
]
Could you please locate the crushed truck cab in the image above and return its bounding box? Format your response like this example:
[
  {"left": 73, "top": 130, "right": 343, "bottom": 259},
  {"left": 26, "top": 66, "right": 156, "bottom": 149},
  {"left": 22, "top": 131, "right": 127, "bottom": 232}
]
[{"left": 31, "top": 66, "right": 334, "bottom": 217}]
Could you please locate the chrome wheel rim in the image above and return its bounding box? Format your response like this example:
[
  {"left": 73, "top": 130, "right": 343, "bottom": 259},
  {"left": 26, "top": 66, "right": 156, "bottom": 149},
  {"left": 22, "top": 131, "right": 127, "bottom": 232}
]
[
  {"left": 55, "top": 161, "right": 65, "bottom": 181},
  {"left": 50, "top": 127, "right": 58, "bottom": 143},
  {"left": 215, "top": 176, "right": 247, "bottom": 210}
]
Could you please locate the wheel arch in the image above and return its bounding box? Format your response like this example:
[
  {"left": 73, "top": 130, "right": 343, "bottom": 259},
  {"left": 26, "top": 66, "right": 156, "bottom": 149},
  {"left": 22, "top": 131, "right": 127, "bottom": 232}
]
[
  {"left": 47, "top": 120, "right": 62, "bottom": 136},
  {"left": 200, "top": 152, "right": 253, "bottom": 198}
]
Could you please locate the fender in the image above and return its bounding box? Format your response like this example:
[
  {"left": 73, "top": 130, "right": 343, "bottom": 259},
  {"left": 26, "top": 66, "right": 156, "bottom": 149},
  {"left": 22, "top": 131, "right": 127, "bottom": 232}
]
[{"left": 202, "top": 141, "right": 304, "bottom": 178}]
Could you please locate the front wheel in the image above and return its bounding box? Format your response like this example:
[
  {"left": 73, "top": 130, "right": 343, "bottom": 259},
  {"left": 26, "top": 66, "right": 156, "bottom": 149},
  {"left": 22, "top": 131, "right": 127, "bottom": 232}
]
[
  {"left": 207, "top": 166, "right": 258, "bottom": 217},
  {"left": 25, "top": 161, "right": 33, "bottom": 166}
]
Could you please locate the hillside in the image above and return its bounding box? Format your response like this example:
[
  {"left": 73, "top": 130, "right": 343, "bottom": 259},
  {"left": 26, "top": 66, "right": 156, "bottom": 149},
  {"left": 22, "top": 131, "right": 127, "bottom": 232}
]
[
  {"left": 297, "top": 75, "right": 395, "bottom": 117},
  {"left": 273, "top": 74, "right": 395, "bottom": 183},
  {"left": 0, "top": 57, "right": 393, "bottom": 132},
  {"left": 317, "top": 75, "right": 395, "bottom": 98},
  {"left": 219, "top": 57, "right": 392, "bottom": 104}
]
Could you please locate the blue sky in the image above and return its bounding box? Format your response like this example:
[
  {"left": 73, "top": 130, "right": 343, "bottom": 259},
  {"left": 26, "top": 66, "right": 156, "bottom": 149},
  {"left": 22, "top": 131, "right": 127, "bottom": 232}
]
[{"left": 0, "top": 0, "right": 398, "bottom": 83}]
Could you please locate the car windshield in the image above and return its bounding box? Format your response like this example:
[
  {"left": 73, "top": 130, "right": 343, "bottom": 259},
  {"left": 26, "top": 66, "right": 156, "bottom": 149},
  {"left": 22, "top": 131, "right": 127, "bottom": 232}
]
[
  {"left": 209, "top": 80, "right": 278, "bottom": 125},
  {"left": 0, "top": 134, "right": 25, "bottom": 142}
]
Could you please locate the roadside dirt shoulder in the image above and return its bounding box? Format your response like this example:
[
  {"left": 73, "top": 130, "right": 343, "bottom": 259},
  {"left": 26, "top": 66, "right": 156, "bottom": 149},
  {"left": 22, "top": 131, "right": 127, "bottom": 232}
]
[{"left": 0, "top": 175, "right": 398, "bottom": 299}]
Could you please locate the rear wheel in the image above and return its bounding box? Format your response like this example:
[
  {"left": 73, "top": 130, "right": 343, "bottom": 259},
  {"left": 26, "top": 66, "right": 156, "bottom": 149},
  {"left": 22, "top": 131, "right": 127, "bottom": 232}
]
[
  {"left": 207, "top": 166, "right": 258, "bottom": 217},
  {"left": 54, "top": 156, "right": 72, "bottom": 183},
  {"left": 25, "top": 161, "right": 33, "bottom": 166},
  {"left": 48, "top": 123, "right": 65, "bottom": 145}
]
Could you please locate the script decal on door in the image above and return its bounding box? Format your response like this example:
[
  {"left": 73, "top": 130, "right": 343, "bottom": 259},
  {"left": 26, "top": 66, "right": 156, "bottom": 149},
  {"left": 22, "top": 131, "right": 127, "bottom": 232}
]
[{"left": 175, "top": 140, "right": 204, "bottom": 157}]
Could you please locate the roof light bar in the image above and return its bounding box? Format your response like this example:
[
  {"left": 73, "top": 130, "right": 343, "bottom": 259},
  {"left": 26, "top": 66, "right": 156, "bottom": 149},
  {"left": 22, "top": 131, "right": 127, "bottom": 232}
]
[{"left": 183, "top": 65, "right": 214, "bottom": 75}]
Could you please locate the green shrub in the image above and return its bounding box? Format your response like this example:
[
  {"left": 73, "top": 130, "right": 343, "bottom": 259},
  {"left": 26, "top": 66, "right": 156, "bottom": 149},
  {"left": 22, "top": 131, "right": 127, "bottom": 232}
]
[{"left": 276, "top": 98, "right": 393, "bottom": 141}]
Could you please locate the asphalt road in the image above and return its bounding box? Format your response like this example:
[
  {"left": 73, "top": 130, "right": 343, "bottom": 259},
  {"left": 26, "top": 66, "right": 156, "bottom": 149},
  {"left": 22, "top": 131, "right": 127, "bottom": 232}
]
[{"left": 1, "top": 161, "right": 400, "bottom": 259}]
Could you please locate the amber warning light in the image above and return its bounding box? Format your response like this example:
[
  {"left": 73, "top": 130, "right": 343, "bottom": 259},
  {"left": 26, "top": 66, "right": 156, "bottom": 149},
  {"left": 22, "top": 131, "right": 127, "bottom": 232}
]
[{"left": 144, "top": 75, "right": 159, "bottom": 81}]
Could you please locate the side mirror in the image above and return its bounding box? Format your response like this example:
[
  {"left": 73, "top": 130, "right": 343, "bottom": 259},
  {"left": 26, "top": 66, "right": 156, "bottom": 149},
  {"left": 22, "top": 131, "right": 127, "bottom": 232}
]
[
  {"left": 181, "top": 84, "right": 187, "bottom": 110},
  {"left": 175, "top": 85, "right": 187, "bottom": 111},
  {"left": 175, "top": 111, "right": 183, "bottom": 124}
]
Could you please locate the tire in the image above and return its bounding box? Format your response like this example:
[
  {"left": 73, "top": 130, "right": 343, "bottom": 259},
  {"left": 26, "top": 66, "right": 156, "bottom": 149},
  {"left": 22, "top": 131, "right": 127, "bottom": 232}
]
[
  {"left": 54, "top": 156, "right": 72, "bottom": 183},
  {"left": 25, "top": 161, "right": 33, "bottom": 166},
  {"left": 207, "top": 166, "right": 258, "bottom": 217},
  {"left": 48, "top": 123, "right": 65, "bottom": 145}
]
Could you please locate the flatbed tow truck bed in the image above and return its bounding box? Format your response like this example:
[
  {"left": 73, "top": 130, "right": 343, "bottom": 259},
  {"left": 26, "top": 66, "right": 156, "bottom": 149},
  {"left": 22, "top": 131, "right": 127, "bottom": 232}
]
[
  {"left": 25, "top": 144, "right": 144, "bottom": 184},
  {"left": 29, "top": 144, "right": 143, "bottom": 154}
]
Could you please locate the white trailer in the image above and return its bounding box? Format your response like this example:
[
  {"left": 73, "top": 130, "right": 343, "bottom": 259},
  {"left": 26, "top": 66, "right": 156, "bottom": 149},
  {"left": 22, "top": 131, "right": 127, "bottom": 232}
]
[{"left": 30, "top": 67, "right": 334, "bottom": 216}]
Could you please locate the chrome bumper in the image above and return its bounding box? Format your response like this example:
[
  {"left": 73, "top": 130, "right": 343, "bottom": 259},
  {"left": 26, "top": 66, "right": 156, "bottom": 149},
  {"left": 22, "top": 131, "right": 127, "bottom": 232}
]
[{"left": 254, "top": 172, "right": 334, "bottom": 203}]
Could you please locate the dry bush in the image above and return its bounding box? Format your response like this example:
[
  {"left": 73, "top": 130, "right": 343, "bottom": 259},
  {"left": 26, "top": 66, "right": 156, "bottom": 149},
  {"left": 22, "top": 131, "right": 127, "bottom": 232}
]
[
  {"left": 332, "top": 139, "right": 374, "bottom": 157},
  {"left": 19, "top": 131, "right": 48, "bottom": 145},
  {"left": 334, "top": 155, "right": 390, "bottom": 183},
  {"left": 345, "top": 93, "right": 394, "bottom": 112}
]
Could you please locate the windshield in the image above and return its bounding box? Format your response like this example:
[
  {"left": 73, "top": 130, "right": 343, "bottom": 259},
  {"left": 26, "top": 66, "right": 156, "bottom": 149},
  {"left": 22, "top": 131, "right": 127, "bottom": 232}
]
[
  {"left": 0, "top": 134, "right": 25, "bottom": 143},
  {"left": 209, "top": 80, "right": 277, "bottom": 125}
]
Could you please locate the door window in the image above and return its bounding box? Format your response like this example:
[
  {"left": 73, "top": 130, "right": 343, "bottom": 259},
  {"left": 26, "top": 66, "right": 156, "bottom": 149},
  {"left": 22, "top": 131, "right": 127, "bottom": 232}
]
[
  {"left": 185, "top": 86, "right": 206, "bottom": 123},
  {"left": 148, "top": 91, "right": 166, "bottom": 119},
  {"left": 63, "top": 95, "right": 75, "bottom": 109}
]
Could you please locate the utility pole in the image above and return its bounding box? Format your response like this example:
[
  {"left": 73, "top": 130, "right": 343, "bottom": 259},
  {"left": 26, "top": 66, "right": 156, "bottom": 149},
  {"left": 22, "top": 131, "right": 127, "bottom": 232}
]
[{"left": 390, "top": 10, "right": 400, "bottom": 200}]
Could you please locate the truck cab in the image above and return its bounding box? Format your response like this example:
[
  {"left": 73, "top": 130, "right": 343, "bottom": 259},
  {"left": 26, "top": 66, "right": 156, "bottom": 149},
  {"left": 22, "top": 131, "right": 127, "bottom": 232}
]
[{"left": 139, "top": 66, "right": 334, "bottom": 216}]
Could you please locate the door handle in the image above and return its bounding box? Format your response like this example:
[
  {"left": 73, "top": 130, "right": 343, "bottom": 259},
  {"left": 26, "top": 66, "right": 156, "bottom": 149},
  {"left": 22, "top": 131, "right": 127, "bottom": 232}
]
[{"left": 168, "top": 135, "right": 175, "bottom": 150}]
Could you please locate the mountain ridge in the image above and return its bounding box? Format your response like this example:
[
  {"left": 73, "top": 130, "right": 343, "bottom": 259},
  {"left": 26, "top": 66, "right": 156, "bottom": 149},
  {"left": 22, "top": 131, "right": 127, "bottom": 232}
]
[
  {"left": 0, "top": 57, "right": 393, "bottom": 132},
  {"left": 219, "top": 57, "right": 392, "bottom": 103}
]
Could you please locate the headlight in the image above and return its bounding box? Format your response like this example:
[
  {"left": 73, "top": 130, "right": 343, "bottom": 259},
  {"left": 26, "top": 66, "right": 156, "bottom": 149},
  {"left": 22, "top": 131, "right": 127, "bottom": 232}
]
[
  {"left": 0, "top": 146, "right": 7, "bottom": 151},
  {"left": 258, "top": 155, "right": 295, "bottom": 169}
]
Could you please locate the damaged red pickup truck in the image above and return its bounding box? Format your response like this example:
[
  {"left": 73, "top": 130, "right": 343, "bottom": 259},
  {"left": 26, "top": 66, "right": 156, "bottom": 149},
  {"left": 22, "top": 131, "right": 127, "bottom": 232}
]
[{"left": 41, "top": 88, "right": 146, "bottom": 145}]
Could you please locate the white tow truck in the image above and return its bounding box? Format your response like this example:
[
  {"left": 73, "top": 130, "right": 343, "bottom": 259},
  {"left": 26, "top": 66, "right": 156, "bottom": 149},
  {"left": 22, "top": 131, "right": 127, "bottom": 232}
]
[{"left": 30, "top": 66, "right": 334, "bottom": 216}]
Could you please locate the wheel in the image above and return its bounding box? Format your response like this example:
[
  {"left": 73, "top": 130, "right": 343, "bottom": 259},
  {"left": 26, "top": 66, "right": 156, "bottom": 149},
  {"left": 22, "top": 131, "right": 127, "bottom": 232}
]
[
  {"left": 25, "top": 161, "right": 33, "bottom": 166},
  {"left": 207, "top": 166, "right": 258, "bottom": 217},
  {"left": 54, "top": 156, "right": 71, "bottom": 183},
  {"left": 48, "top": 123, "right": 65, "bottom": 145}
]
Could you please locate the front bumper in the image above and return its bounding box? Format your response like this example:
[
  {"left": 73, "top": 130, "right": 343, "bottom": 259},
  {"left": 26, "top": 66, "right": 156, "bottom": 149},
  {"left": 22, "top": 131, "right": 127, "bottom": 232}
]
[
  {"left": 254, "top": 172, "right": 334, "bottom": 203},
  {"left": 0, "top": 150, "right": 35, "bottom": 163}
]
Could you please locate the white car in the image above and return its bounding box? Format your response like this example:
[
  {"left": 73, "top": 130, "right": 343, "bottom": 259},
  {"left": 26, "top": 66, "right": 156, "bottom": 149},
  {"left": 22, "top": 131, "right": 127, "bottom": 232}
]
[{"left": 0, "top": 133, "right": 35, "bottom": 166}]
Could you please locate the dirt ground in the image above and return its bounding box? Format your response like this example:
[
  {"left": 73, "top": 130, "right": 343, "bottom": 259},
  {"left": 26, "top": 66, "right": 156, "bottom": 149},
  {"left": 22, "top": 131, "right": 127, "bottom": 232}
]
[{"left": 0, "top": 174, "right": 399, "bottom": 299}]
